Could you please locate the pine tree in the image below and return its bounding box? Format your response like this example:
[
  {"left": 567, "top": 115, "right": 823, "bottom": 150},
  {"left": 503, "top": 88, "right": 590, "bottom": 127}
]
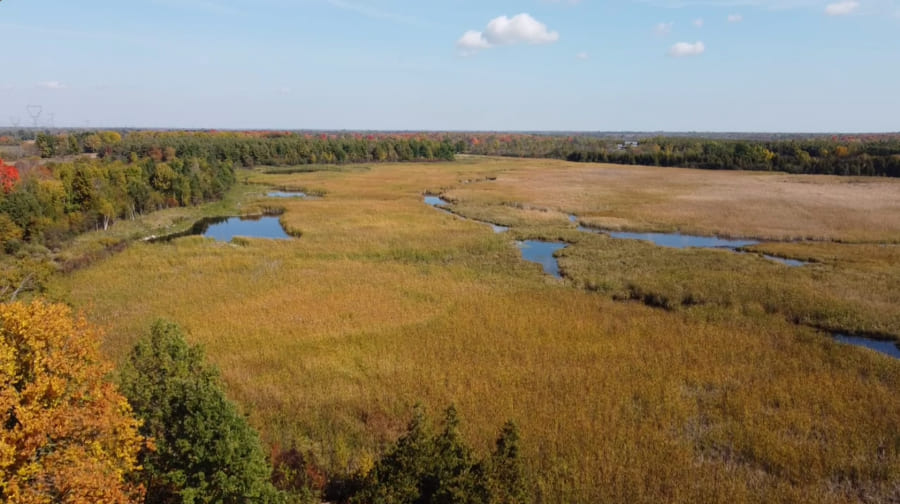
[{"left": 119, "top": 320, "right": 284, "bottom": 504}]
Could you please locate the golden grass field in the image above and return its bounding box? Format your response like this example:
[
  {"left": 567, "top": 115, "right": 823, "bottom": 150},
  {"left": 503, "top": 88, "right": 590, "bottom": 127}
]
[{"left": 48, "top": 157, "right": 900, "bottom": 503}]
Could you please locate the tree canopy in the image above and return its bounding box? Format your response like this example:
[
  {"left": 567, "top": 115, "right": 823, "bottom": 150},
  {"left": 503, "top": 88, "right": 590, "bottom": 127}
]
[
  {"left": 351, "top": 406, "right": 529, "bottom": 504},
  {"left": 0, "top": 301, "right": 146, "bottom": 503},
  {"left": 119, "top": 320, "right": 284, "bottom": 504}
]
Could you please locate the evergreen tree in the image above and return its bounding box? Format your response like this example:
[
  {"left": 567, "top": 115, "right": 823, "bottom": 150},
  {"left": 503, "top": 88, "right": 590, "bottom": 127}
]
[
  {"left": 351, "top": 406, "right": 528, "bottom": 504},
  {"left": 483, "top": 422, "right": 529, "bottom": 504},
  {"left": 119, "top": 320, "right": 284, "bottom": 504}
]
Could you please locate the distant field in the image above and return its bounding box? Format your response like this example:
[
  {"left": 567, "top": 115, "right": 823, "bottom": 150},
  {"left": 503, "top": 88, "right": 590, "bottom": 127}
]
[
  {"left": 0, "top": 145, "right": 24, "bottom": 159},
  {"left": 49, "top": 157, "right": 900, "bottom": 503},
  {"left": 444, "top": 160, "right": 900, "bottom": 243}
]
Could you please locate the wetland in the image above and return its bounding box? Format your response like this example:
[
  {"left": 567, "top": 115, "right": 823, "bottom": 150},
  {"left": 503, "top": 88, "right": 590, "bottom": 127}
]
[{"left": 49, "top": 157, "right": 900, "bottom": 503}]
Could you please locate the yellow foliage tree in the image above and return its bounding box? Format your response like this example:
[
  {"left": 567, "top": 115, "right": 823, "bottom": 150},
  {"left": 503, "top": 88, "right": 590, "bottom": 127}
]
[{"left": 0, "top": 301, "right": 145, "bottom": 503}]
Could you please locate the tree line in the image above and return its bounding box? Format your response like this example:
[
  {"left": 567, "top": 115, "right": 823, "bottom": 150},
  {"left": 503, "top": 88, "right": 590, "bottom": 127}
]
[
  {"left": 1, "top": 302, "right": 528, "bottom": 503},
  {"left": 32, "top": 130, "right": 459, "bottom": 166},
  {"left": 457, "top": 134, "right": 900, "bottom": 177},
  {"left": 16, "top": 129, "right": 900, "bottom": 177}
]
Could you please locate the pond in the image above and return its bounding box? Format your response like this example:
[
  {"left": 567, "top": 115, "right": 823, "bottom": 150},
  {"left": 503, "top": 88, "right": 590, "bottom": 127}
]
[
  {"left": 834, "top": 333, "right": 900, "bottom": 360},
  {"left": 267, "top": 190, "right": 308, "bottom": 198},
  {"left": 517, "top": 241, "right": 567, "bottom": 278},
  {"left": 764, "top": 255, "right": 806, "bottom": 267},
  {"left": 203, "top": 216, "right": 291, "bottom": 242},
  {"left": 153, "top": 215, "right": 291, "bottom": 243},
  {"left": 424, "top": 196, "right": 450, "bottom": 207}
]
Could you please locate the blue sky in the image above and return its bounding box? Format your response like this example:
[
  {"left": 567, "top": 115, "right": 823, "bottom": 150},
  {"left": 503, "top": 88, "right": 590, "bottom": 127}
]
[{"left": 1, "top": 0, "right": 897, "bottom": 131}]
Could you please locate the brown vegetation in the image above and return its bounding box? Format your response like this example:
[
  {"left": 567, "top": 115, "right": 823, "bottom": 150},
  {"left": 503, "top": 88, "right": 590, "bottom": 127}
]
[{"left": 47, "top": 157, "right": 900, "bottom": 502}]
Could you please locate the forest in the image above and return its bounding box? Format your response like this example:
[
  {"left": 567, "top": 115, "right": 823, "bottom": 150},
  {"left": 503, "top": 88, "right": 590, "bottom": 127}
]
[
  {"left": 0, "top": 153, "right": 235, "bottom": 250},
  {"left": 4, "top": 128, "right": 899, "bottom": 177},
  {"left": 0, "top": 130, "right": 462, "bottom": 253},
  {"left": 457, "top": 133, "right": 900, "bottom": 177}
]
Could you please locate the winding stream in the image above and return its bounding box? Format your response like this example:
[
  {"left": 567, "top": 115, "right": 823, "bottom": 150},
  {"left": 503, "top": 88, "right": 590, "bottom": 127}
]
[
  {"left": 571, "top": 215, "right": 806, "bottom": 267},
  {"left": 424, "top": 196, "right": 509, "bottom": 233},
  {"left": 834, "top": 334, "right": 900, "bottom": 360}
]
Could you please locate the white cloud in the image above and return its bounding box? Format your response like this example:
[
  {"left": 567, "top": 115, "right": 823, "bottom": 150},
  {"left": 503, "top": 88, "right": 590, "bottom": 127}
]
[
  {"left": 655, "top": 21, "right": 674, "bottom": 35},
  {"left": 576, "top": 51, "right": 590, "bottom": 60},
  {"left": 456, "top": 13, "right": 560, "bottom": 54},
  {"left": 36, "top": 81, "right": 66, "bottom": 90},
  {"left": 484, "top": 14, "right": 560, "bottom": 45},
  {"left": 727, "top": 13, "right": 744, "bottom": 22},
  {"left": 825, "top": 1, "right": 860, "bottom": 15},
  {"left": 693, "top": 18, "right": 704, "bottom": 27},
  {"left": 668, "top": 41, "right": 705, "bottom": 57},
  {"left": 456, "top": 30, "right": 491, "bottom": 51}
]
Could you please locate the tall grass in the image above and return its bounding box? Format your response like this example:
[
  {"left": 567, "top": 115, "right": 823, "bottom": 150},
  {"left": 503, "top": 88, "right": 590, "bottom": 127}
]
[{"left": 49, "top": 158, "right": 900, "bottom": 503}]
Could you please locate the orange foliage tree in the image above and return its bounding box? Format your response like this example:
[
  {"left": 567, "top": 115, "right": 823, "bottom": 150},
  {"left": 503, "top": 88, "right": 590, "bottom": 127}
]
[{"left": 0, "top": 301, "right": 145, "bottom": 503}]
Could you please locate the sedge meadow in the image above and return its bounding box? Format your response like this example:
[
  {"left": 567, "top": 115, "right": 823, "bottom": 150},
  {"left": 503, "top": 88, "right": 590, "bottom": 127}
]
[{"left": 46, "top": 156, "right": 900, "bottom": 503}]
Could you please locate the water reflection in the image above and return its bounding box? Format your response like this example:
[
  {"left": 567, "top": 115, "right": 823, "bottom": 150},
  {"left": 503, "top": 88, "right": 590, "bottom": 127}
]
[
  {"left": 268, "top": 191, "right": 308, "bottom": 198},
  {"left": 517, "top": 241, "right": 566, "bottom": 278},
  {"left": 834, "top": 333, "right": 900, "bottom": 360}
]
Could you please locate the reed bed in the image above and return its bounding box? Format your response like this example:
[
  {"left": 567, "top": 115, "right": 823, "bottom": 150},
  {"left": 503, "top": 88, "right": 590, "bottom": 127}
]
[{"left": 49, "top": 158, "right": 900, "bottom": 503}]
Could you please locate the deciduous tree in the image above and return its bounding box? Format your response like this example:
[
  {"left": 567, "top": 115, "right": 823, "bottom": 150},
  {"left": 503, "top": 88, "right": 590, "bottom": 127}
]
[
  {"left": 0, "top": 301, "right": 146, "bottom": 503},
  {"left": 0, "top": 159, "right": 19, "bottom": 193}
]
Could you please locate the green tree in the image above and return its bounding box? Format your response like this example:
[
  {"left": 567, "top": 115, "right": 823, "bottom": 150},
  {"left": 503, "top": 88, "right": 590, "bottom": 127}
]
[
  {"left": 0, "top": 214, "right": 23, "bottom": 252},
  {"left": 351, "top": 406, "right": 526, "bottom": 504},
  {"left": 353, "top": 405, "right": 434, "bottom": 504},
  {"left": 482, "top": 422, "right": 529, "bottom": 504},
  {"left": 34, "top": 133, "right": 58, "bottom": 158},
  {"left": 119, "top": 320, "right": 284, "bottom": 504}
]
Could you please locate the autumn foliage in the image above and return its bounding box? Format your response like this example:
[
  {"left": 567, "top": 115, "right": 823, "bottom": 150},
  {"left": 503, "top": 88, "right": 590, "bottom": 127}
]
[
  {"left": 0, "top": 301, "right": 145, "bottom": 503},
  {"left": 0, "top": 159, "right": 19, "bottom": 193}
]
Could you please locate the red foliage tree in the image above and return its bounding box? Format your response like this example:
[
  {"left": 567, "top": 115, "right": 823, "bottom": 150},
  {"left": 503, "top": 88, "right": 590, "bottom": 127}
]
[{"left": 0, "top": 159, "right": 19, "bottom": 193}]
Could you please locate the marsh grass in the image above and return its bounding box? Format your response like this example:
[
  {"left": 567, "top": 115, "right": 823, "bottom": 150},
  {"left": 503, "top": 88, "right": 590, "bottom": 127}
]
[
  {"left": 445, "top": 160, "right": 900, "bottom": 243},
  {"left": 554, "top": 233, "right": 900, "bottom": 338},
  {"left": 260, "top": 164, "right": 370, "bottom": 175},
  {"left": 49, "top": 158, "right": 900, "bottom": 503}
]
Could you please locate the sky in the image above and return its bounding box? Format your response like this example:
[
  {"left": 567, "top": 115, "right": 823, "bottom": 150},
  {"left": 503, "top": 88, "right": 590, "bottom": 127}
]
[{"left": 0, "top": 0, "right": 898, "bottom": 132}]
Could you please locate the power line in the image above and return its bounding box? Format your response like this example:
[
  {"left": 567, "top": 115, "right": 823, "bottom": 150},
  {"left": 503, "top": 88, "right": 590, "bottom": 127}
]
[{"left": 26, "top": 105, "right": 42, "bottom": 129}]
